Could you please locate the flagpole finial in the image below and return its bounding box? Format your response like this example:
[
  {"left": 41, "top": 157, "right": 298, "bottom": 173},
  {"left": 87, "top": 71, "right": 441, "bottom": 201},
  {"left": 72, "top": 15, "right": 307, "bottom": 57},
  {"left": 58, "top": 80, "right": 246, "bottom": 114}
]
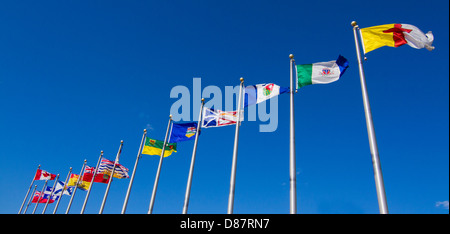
[
  {"left": 201, "top": 98, "right": 205, "bottom": 103},
  {"left": 144, "top": 129, "right": 147, "bottom": 133},
  {"left": 240, "top": 77, "right": 244, "bottom": 83},
  {"left": 351, "top": 21, "right": 357, "bottom": 27},
  {"left": 69, "top": 167, "right": 72, "bottom": 170},
  {"left": 289, "top": 54, "right": 294, "bottom": 59},
  {"left": 121, "top": 140, "right": 124, "bottom": 144},
  {"left": 169, "top": 114, "right": 172, "bottom": 119}
]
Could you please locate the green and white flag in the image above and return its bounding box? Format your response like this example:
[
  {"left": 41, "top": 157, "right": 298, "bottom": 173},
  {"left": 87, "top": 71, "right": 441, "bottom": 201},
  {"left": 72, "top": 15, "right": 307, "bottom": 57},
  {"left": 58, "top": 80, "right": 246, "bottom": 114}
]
[{"left": 296, "top": 55, "right": 349, "bottom": 88}]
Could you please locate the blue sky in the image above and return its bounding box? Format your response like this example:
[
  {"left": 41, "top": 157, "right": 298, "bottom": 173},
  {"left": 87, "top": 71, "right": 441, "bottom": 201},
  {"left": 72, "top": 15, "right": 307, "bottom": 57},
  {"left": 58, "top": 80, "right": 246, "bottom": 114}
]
[{"left": 0, "top": 0, "right": 448, "bottom": 214}]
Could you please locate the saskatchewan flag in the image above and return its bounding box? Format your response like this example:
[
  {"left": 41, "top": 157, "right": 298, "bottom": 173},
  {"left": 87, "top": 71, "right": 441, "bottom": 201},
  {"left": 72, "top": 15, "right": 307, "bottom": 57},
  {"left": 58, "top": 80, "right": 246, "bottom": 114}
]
[
  {"left": 142, "top": 137, "right": 177, "bottom": 157},
  {"left": 296, "top": 55, "right": 349, "bottom": 88}
]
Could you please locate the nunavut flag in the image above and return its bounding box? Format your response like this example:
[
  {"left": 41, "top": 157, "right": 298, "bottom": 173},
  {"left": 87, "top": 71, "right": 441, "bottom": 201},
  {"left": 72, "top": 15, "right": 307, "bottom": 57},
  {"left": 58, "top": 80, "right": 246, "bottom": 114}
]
[{"left": 360, "top": 23, "right": 434, "bottom": 53}]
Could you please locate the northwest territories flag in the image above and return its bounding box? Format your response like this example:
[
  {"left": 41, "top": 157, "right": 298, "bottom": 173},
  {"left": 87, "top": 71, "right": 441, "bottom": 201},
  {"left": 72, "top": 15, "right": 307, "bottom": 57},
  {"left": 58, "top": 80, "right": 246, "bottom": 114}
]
[
  {"left": 296, "top": 55, "right": 349, "bottom": 88},
  {"left": 244, "top": 83, "right": 289, "bottom": 107},
  {"left": 202, "top": 107, "right": 243, "bottom": 128},
  {"left": 169, "top": 122, "right": 199, "bottom": 143}
]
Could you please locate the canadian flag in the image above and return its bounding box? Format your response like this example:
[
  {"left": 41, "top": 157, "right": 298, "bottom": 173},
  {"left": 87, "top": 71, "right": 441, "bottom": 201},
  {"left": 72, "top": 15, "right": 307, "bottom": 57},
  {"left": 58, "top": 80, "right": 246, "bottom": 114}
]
[{"left": 34, "top": 169, "right": 56, "bottom": 180}]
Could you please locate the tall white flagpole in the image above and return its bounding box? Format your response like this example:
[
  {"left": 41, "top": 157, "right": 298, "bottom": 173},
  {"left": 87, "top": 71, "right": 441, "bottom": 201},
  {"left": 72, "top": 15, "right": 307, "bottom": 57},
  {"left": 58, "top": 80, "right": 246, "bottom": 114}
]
[
  {"left": 289, "top": 54, "right": 297, "bottom": 214},
  {"left": 65, "top": 159, "right": 87, "bottom": 214},
  {"left": 80, "top": 150, "right": 103, "bottom": 214},
  {"left": 121, "top": 129, "right": 147, "bottom": 214},
  {"left": 23, "top": 185, "right": 37, "bottom": 214},
  {"left": 227, "top": 77, "right": 244, "bottom": 214},
  {"left": 32, "top": 179, "right": 48, "bottom": 214},
  {"left": 42, "top": 174, "right": 60, "bottom": 214},
  {"left": 99, "top": 140, "right": 124, "bottom": 214},
  {"left": 148, "top": 115, "right": 173, "bottom": 214},
  {"left": 182, "top": 98, "right": 205, "bottom": 214},
  {"left": 18, "top": 164, "right": 40, "bottom": 214},
  {"left": 53, "top": 167, "right": 72, "bottom": 214},
  {"left": 351, "top": 21, "right": 389, "bottom": 214}
]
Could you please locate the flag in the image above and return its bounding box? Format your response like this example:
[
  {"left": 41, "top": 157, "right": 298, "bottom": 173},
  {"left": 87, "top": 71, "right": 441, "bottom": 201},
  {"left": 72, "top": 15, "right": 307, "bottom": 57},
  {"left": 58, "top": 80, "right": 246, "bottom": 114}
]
[
  {"left": 169, "top": 122, "right": 199, "bottom": 143},
  {"left": 67, "top": 174, "right": 91, "bottom": 191},
  {"left": 142, "top": 137, "right": 177, "bottom": 157},
  {"left": 97, "top": 158, "right": 129, "bottom": 179},
  {"left": 31, "top": 191, "right": 57, "bottom": 204},
  {"left": 360, "top": 23, "right": 434, "bottom": 53},
  {"left": 296, "top": 55, "right": 349, "bottom": 88},
  {"left": 53, "top": 180, "right": 74, "bottom": 196},
  {"left": 83, "top": 165, "right": 110, "bottom": 183},
  {"left": 202, "top": 107, "right": 243, "bottom": 128},
  {"left": 244, "top": 83, "right": 289, "bottom": 107},
  {"left": 34, "top": 169, "right": 57, "bottom": 180}
]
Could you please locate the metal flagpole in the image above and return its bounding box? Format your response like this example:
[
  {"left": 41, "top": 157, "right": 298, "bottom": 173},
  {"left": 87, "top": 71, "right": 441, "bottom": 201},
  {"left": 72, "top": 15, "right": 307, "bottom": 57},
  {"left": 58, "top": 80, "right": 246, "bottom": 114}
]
[
  {"left": 65, "top": 159, "right": 87, "bottom": 214},
  {"left": 289, "top": 54, "right": 297, "bottom": 214},
  {"left": 32, "top": 179, "right": 48, "bottom": 214},
  {"left": 121, "top": 129, "right": 147, "bottom": 214},
  {"left": 182, "top": 98, "right": 205, "bottom": 214},
  {"left": 80, "top": 150, "right": 103, "bottom": 214},
  {"left": 148, "top": 115, "right": 173, "bottom": 214},
  {"left": 351, "top": 21, "right": 389, "bottom": 214},
  {"left": 42, "top": 174, "right": 60, "bottom": 214},
  {"left": 99, "top": 140, "right": 124, "bottom": 214},
  {"left": 18, "top": 164, "right": 40, "bottom": 214},
  {"left": 227, "top": 77, "right": 244, "bottom": 214},
  {"left": 53, "top": 167, "right": 72, "bottom": 214},
  {"left": 23, "top": 185, "right": 37, "bottom": 214}
]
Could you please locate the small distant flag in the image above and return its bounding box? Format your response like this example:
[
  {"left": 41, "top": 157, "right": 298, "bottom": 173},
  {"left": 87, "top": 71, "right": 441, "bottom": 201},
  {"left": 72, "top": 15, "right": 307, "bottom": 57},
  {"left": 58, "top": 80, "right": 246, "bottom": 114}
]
[
  {"left": 34, "top": 169, "right": 57, "bottom": 181},
  {"left": 296, "top": 55, "right": 349, "bottom": 88},
  {"left": 169, "top": 122, "right": 199, "bottom": 143},
  {"left": 97, "top": 158, "right": 129, "bottom": 179},
  {"left": 142, "top": 137, "right": 177, "bottom": 157},
  {"left": 244, "top": 83, "right": 289, "bottom": 107},
  {"left": 53, "top": 180, "right": 74, "bottom": 196},
  {"left": 83, "top": 166, "right": 110, "bottom": 183},
  {"left": 360, "top": 23, "right": 434, "bottom": 53},
  {"left": 202, "top": 108, "right": 243, "bottom": 128},
  {"left": 31, "top": 191, "right": 57, "bottom": 204},
  {"left": 67, "top": 174, "right": 91, "bottom": 191}
]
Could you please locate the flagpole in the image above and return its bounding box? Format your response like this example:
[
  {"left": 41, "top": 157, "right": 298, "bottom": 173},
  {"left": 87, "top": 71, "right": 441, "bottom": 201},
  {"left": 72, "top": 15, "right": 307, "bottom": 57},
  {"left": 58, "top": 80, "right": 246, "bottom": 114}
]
[
  {"left": 42, "top": 174, "right": 60, "bottom": 214},
  {"left": 80, "top": 150, "right": 103, "bottom": 214},
  {"left": 148, "top": 115, "right": 173, "bottom": 214},
  {"left": 99, "top": 140, "right": 124, "bottom": 214},
  {"left": 18, "top": 164, "right": 40, "bottom": 214},
  {"left": 53, "top": 167, "right": 72, "bottom": 214},
  {"left": 65, "top": 159, "right": 87, "bottom": 214},
  {"left": 227, "top": 77, "right": 244, "bottom": 214},
  {"left": 23, "top": 185, "right": 37, "bottom": 214},
  {"left": 352, "top": 21, "right": 389, "bottom": 214},
  {"left": 182, "top": 98, "right": 205, "bottom": 214},
  {"left": 32, "top": 179, "right": 48, "bottom": 214},
  {"left": 289, "top": 54, "right": 297, "bottom": 214},
  {"left": 121, "top": 129, "right": 147, "bottom": 214}
]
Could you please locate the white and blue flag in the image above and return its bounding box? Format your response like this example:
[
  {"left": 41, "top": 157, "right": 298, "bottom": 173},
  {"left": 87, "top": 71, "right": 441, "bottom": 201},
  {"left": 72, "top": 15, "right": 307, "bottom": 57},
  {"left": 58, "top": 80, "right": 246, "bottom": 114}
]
[{"left": 244, "top": 83, "right": 289, "bottom": 107}]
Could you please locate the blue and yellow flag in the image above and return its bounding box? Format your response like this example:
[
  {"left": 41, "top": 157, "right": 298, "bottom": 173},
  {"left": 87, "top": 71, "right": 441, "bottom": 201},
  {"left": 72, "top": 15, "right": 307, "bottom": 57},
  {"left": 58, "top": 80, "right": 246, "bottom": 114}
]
[{"left": 169, "top": 122, "right": 199, "bottom": 143}]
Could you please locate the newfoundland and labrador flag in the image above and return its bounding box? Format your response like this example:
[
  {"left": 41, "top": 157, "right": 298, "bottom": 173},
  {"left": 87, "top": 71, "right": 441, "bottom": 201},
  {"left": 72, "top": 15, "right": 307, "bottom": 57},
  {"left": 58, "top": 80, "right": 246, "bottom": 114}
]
[
  {"left": 169, "top": 122, "right": 199, "bottom": 143},
  {"left": 244, "top": 83, "right": 289, "bottom": 107},
  {"left": 360, "top": 23, "right": 434, "bottom": 53},
  {"left": 296, "top": 55, "right": 349, "bottom": 88},
  {"left": 202, "top": 107, "right": 243, "bottom": 128},
  {"left": 142, "top": 137, "right": 177, "bottom": 157}
]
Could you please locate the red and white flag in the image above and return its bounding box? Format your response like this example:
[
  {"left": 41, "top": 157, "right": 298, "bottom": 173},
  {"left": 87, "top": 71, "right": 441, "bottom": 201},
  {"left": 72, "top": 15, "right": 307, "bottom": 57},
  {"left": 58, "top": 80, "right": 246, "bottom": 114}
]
[{"left": 34, "top": 169, "right": 57, "bottom": 180}]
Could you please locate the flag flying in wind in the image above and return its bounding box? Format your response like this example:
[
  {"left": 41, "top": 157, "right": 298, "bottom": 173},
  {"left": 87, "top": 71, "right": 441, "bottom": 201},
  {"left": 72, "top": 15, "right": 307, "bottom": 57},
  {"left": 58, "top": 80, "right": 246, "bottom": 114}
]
[
  {"left": 97, "top": 158, "right": 129, "bottom": 179},
  {"left": 53, "top": 180, "right": 74, "bottom": 196},
  {"left": 202, "top": 107, "right": 243, "bottom": 128},
  {"left": 34, "top": 169, "right": 57, "bottom": 180},
  {"left": 244, "top": 83, "right": 289, "bottom": 107},
  {"left": 169, "top": 122, "right": 199, "bottom": 143},
  {"left": 31, "top": 191, "right": 58, "bottom": 204},
  {"left": 296, "top": 55, "right": 349, "bottom": 88},
  {"left": 360, "top": 23, "right": 434, "bottom": 53},
  {"left": 142, "top": 137, "right": 177, "bottom": 157},
  {"left": 83, "top": 165, "right": 110, "bottom": 183},
  {"left": 67, "top": 174, "right": 91, "bottom": 191}
]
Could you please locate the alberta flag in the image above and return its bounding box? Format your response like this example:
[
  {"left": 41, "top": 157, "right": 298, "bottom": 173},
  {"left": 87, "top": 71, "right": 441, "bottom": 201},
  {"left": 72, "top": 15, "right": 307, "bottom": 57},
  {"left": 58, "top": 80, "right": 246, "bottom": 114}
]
[
  {"left": 244, "top": 83, "right": 289, "bottom": 107},
  {"left": 296, "top": 55, "right": 349, "bottom": 88},
  {"left": 169, "top": 122, "right": 199, "bottom": 143}
]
